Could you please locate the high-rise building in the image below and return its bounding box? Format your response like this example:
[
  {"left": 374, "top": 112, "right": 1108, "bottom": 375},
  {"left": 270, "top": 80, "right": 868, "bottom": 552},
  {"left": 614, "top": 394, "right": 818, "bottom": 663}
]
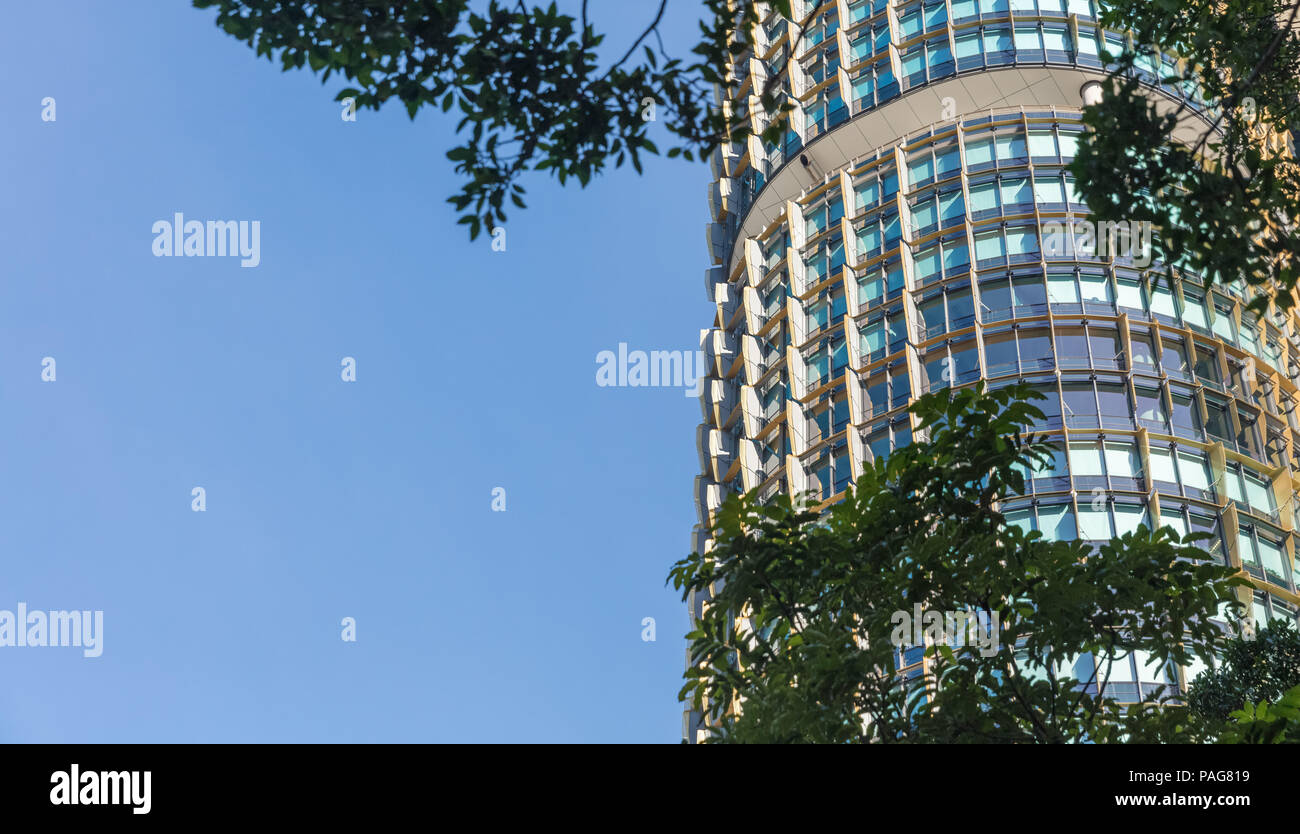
[{"left": 687, "top": 0, "right": 1300, "bottom": 742}]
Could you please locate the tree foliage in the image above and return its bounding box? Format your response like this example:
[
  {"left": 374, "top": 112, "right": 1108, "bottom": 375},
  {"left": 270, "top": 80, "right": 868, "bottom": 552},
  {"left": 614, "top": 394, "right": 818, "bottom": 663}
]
[
  {"left": 1220, "top": 683, "right": 1300, "bottom": 743},
  {"left": 193, "top": 0, "right": 808, "bottom": 238},
  {"left": 1188, "top": 617, "right": 1300, "bottom": 722},
  {"left": 196, "top": 0, "right": 1300, "bottom": 297},
  {"left": 1072, "top": 0, "right": 1300, "bottom": 311},
  {"left": 669, "top": 383, "right": 1249, "bottom": 743}
]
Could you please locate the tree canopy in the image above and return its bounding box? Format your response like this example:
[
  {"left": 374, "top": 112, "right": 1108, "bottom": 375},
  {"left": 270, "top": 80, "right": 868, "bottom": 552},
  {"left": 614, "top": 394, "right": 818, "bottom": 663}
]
[
  {"left": 1188, "top": 617, "right": 1300, "bottom": 722},
  {"left": 1072, "top": 0, "right": 1300, "bottom": 310},
  {"left": 193, "top": 0, "right": 790, "bottom": 238},
  {"left": 670, "top": 383, "right": 1250, "bottom": 743}
]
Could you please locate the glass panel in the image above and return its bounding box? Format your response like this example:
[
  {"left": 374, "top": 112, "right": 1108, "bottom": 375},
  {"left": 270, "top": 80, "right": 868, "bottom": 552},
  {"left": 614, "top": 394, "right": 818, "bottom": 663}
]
[
  {"left": 1034, "top": 177, "right": 1066, "bottom": 204},
  {"left": 1160, "top": 511, "right": 1188, "bottom": 538},
  {"left": 1225, "top": 469, "right": 1246, "bottom": 504},
  {"left": 1028, "top": 130, "right": 1058, "bottom": 157},
  {"left": 1105, "top": 443, "right": 1141, "bottom": 478},
  {"left": 1039, "top": 504, "right": 1076, "bottom": 540},
  {"left": 1258, "top": 538, "right": 1287, "bottom": 580},
  {"left": 1148, "top": 447, "right": 1177, "bottom": 483},
  {"left": 975, "top": 231, "right": 1006, "bottom": 262},
  {"left": 1096, "top": 384, "right": 1130, "bottom": 418},
  {"left": 1006, "top": 509, "right": 1034, "bottom": 533},
  {"left": 1042, "top": 28, "right": 1069, "bottom": 52},
  {"left": 1161, "top": 340, "right": 1189, "bottom": 376},
  {"left": 1245, "top": 474, "right": 1274, "bottom": 513},
  {"left": 1117, "top": 279, "right": 1145, "bottom": 311},
  {"left": 965, "top": 137, "right": 995, "bottom": 167},
  {"left": 1019, "top": 332, "right": 1052, "bottom": 369},
  {"left": 969, "top": 181, "right": 999, "bottom": 212},
  {"left": 1130, "top": 331, "right": 1157, "bottom": 373},
  {"left": 1151, "top": 285, "right": 1177, "bottom": 318},
  {"left": 1001, "top": 177, "right": 1032, "bottom": 205},
  {"left": 995, "top": 132, "right": 1026, "bottom": 160},
  {"left": 1182, "top": 294, "right": 1208, "bottom": 329},
  {"left": 1089, "top": 329, "right": 1122, "bottom": 366},
  {"left": 1134, "top": 386, "right": 1166, "bottom": 424},
  {"left": 1078, "top": 507, "right": 1113, "bottom": 540},
  {"left": 1048, "top": 273, "right": 1079, "bottom": 304},
  {"left": 1114, "top": 504, "right": 1145, "bottom": 536},
  {"left": 1062, "top": 383, "right": 1096, "bottom": 420},
  {"left": 1056, "top": 328, "right": 1088, "bottom": 364},
  {"left": 984, "top": 334, "right": 1018, "bottom": 375},
  {"left": 1177, "top": 452, "right": 1211, "bottom": 491},
  {"left": 1069, "top": 442, "right": 1104, "bottom": 477},
  {"left": 1080, "top": 273, "right": 1111, "bottom": 303}
]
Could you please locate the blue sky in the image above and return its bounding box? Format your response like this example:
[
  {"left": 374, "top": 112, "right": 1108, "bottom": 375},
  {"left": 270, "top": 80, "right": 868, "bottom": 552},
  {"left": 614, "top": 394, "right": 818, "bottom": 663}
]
[{"left": 0, "top": 1, "right": 711, "bottom": 742}]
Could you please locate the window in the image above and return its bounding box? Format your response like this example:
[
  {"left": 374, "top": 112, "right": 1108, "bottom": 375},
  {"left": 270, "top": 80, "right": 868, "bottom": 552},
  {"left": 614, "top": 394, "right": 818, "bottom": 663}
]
[
  {"left": 975, "top": 229, "right": 1006, "bottom": 263},
  {"left": 1006, "top": 227, "right": 1040, "bottom": 259},
  {"left": 1169, "top": 389, "right": 1200, "bottom": 436},
  {"left": 1033, "top": 176, "right": 1067, "bottom": 205},
  {"left": 1211, "top": 302, "right": 1237, "bottom": 344},
  {"left": 1019, "top": 330, "right": 1053, "bottom": 370},
  {"left": 1161, "top": 338, "right": 1190, "bottom": 379},
  {"left": 1134, "top": 384, "right": 1166, "bottom": 429},
  {"left": 1130, "top": 329, "right": 1158, "bottom": 374},
  {"left": 914, "top": 244, "right": 941, "bottom": 281},
  {"left": 1117, "top": 278, "right": 1145, "bottom": 312},
  {"left": 858, "top": 267, "right": 885, "bottom": 308},
  {"left": 1244, "top": 472, "right": 1275, "bottom": 516},
  {"left": 1028, "top": 383, "right": 1062, "bottom": 428},
  {"left": 965, "top": 136, "right": 995, "bottom": 168},
  {"left": 1047, "top": 272, "right": 1079, "bottom": 306},
  {"left": 1079, "top": 273, "right": 1110, "bottom": 307},
  {"left": 1257, "top": 535, "right": 1290, "bottom": 587},
  {"left": 1028, "top": 130, "right": 1058, "bottom": 159},
  {"left": 1204, "top": 397, "right": 1232, "bottom": 442},
  {"left": 1014, "top": 23, "right": 1043, "bottom": 51},
  {"left": 984, "top": 332, "right": 1018, "bottom": 376},
  {"left": 1011, "top": 443, "right": 1064, "bottom": 495},
  {"left": 1012, "top": 275, "right": 1046, "bottom": 311},
  {"left": 980, "top": 277, "right": 1011, "bottom": 320},
  {"left": 1113, "top": 503, "right": 1146, "bottom": 535},
  {"left": 1077, "top": 505, "right": 1113, "bottom": 540},
  {"left": 1089, "top": 328, "right": 1122, "bottom": 369},
  {"left": 1182, "top": 289, "right": 1209, "bottom": 331},
  {"left": 1106, "top": 442, "right": 1142, "bottom": 484},
  {"left": 861, "top": 317, "right": 887, "bottom": 357},
  {"left": 1096, "top": 382, "right": 1131, "bottom": 426},
  {"left": 1062, "top": 382, "right": 1097, "bottom": 427},
  {"left": 939, "top": 189, "right": 965, "bottom": 224},
  {"left": 948, "top": 284, "right": 975, "bottom": 328},
  {"left": 1042, "top": 27, "right": 1069, "bottom": 53},
  {"left": 1194, "top": 345, "right": 1220, "bottom": 384},
  {"left": 1069, "top": 441, "right": 1105, "bottom": 478},
  {"left": 996, "top": 131, "right": 1027, "bottom": 161},
  {"left": 1149, "top": 446, "right": 1177, "bottom": 489},
  {"left": 1177, "top": 451, "right": 1212, "bottom": 497},
  {"left": 1001, "top": 176, "right": 1032, "bottom": 207},
  {"left": 1150, "top": 281, "right": 1178, "bottom": 320},
  {"left": 1038, "top": 504, "right": 1076, "bottom": 540},
  {"left": 969, "top": 181, "right": 999, "bottom": 214}
]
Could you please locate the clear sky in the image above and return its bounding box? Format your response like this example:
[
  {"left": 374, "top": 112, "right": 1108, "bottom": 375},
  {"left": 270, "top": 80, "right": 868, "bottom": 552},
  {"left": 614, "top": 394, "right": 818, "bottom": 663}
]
[{"left": 0, "top": 1, "right": 711, "bottom": 742}]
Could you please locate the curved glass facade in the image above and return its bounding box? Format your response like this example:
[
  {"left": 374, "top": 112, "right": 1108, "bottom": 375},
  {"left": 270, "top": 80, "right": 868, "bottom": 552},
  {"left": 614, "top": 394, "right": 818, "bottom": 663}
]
[{"left": 688, "top": 0, "right": 1300, "bottom": 741}]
